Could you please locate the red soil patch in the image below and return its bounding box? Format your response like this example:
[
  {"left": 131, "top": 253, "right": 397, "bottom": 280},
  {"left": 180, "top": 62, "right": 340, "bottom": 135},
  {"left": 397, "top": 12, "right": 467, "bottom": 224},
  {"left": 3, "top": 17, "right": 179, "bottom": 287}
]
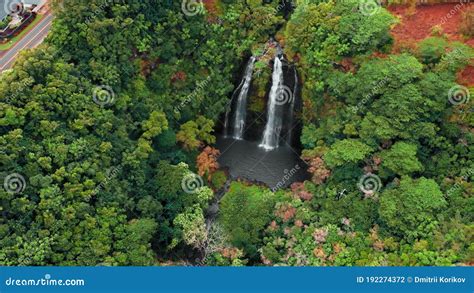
[
  {"left": 458, "top": 65, "right": 474, "bottom": 86},
  {"left": 389, "top": 3, "right": 474, "bottom": 46},
  {"left": 388, "top": 3, "right": 474, "bottom": 85}
]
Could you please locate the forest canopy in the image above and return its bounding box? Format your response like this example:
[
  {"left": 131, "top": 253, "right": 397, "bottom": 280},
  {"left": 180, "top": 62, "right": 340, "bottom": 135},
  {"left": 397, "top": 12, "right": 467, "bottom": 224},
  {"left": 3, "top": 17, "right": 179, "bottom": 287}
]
[{"left": 0, "top": 0, "right": 472, "bottom": 266}]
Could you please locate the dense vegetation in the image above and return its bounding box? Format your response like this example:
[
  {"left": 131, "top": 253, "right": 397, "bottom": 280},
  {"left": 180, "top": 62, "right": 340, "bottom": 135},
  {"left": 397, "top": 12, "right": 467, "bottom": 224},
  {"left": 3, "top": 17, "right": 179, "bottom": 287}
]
[{"left": 0, "top": 0, "right": 472, "bottom": 266}]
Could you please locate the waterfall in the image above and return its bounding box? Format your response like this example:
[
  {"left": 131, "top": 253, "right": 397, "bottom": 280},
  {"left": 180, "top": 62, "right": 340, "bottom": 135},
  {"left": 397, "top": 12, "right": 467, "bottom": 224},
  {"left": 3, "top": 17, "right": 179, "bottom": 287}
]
[
  {"left": 224, "top": 68, "right": 247, "bottom": 137},
  {"left": 287, "top": 67, "right": 298, "bottom": 143},
  {"left": 231, "top": 56, "right": 256, "bottom": 140},
  {"left": 259, "top": 57, "right": 284, "bottom": 151}
]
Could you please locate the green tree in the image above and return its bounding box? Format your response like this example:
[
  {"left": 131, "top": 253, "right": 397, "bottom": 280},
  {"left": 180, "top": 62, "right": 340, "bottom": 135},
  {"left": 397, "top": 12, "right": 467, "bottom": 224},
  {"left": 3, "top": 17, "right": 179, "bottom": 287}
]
[
  {"left": 324, "top": 139, "right": 373, "bottom": 168},
  {"left": 379, "top": 177, "right": 446, "bottom": 240},
  {"left": 380, "top": 142, "right": 423, "bottom": 176},
  {"left": 219, "top": 183, "right": 277, "bottom": 259}
]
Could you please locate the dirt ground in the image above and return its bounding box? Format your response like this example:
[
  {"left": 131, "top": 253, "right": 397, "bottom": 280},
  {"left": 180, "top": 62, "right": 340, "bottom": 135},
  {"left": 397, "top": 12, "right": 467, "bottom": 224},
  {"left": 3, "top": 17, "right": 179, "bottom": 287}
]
[
  {"left": 388, "top": 3, "right": 474, "bottom": 86},
  {"left": 389, "top": 3, "right": 473, "bottom": 46}
]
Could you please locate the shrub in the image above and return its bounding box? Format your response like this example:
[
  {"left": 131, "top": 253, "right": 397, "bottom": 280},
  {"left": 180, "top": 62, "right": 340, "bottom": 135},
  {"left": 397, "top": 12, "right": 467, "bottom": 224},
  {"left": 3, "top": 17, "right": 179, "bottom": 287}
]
[
  {"left": 417, "top": 37, "right": 449, "bottom": 65},
  {"left": 210, "top": 170, "right": 227, "bottom": 190}
]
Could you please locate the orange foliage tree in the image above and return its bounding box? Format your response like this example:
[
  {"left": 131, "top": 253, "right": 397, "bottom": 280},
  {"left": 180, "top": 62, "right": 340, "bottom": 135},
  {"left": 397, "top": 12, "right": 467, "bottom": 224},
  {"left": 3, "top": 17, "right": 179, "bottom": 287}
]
[
  {"left": 303, "top": 156, "right": 331, "bottom": 185},
  {"left": 196, "top": 146, "right": 220, "bottom": 180}
]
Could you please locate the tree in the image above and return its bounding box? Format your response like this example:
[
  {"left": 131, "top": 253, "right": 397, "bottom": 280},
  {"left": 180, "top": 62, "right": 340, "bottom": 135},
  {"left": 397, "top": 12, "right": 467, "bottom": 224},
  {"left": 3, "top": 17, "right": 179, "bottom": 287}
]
[
  {"left": 379, "top": 177, "right": 446, "bottom": 240},
  {"left": 219, "top": 183, "right": 277, "bottom": 259},
  {"left": 417, "top": 37, "right": 449, "bottom": 65},
  {"left": 380, "top": 142, "right": 423, "bottom": 176},
  {"left": 324, "top": 139, "right": 373, "bottom": 168},
  {"left": 176, "top": 116, "right": 216, "bottom": 151},
  {"left": 196, "top": 146, "right": 220, "bottom": 181},
  {"left": 173, "top": 204, "right": 207, "bottom": 250}
]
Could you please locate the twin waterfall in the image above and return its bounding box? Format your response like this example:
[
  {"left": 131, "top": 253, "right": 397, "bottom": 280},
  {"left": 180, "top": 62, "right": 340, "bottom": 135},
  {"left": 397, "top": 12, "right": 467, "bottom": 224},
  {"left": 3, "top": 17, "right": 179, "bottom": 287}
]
[
  {"left": 232, "top": 57, "right": 256, "bottom": 140},
  {"left": 224, "top": 55, "right": 296, "bottom": 151},
  {"left": 259, "top": 57, "right": 284, "bottom": 150}
]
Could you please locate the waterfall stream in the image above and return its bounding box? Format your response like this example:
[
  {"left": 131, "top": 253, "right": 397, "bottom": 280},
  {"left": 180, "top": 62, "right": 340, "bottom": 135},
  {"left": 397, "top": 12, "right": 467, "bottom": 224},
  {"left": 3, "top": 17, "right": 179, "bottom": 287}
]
[
  {"left": 231, "top": 56, "right": 256, "bottom": 140},
  {"left": 223, "top": 73, "right": 247, "bottom": 137},
  {"left": 259, "top": 57, "right": 284, "bottom": 150},
  {"left": 217, "top": 50, "right": 309, "bottom": 188}
]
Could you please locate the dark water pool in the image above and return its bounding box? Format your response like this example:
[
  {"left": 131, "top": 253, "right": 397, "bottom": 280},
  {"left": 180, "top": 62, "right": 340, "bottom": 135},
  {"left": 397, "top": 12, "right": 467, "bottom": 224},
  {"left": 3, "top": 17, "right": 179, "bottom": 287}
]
[{"left": 215, "top": 136, "right": 310, "bottom": 190}]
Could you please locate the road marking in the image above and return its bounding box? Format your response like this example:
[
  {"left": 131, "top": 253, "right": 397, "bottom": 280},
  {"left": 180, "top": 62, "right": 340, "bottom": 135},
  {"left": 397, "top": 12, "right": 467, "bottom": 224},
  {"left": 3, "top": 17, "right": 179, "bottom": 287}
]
[{"left": 0, "top": 14, "right": 53, "bottom": 72}]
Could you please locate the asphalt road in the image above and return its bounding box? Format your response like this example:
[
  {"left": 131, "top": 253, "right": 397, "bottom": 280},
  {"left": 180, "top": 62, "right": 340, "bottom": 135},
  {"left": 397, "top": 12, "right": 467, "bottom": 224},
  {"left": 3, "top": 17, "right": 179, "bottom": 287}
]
[{"left": 0, "top": 12, "right": 53, "bottom": 72}]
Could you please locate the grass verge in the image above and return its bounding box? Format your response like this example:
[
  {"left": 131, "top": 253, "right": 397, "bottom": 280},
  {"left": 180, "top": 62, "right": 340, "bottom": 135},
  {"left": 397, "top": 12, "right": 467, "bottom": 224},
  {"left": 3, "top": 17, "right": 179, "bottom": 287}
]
[{"left": 0, "top": 14, "right": 45, "bottom": 51}]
